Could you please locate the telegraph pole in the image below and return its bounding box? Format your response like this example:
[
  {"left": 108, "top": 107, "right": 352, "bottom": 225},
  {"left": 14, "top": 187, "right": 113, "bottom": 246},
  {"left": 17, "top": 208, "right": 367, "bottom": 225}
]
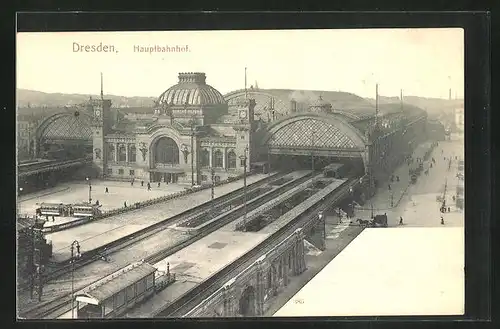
[
  {"left": 245, "top": 67, "right": 248, "bottom": 99},
  {"left": 239, "top": 147, "right": 248, "bottom": 231},
  {"left": 375, "top": 83, "right": 379, "bottom": 128},
  {"left": 210, "top": 167, "right": 215, "bottom": 213},
  {"left": 190, "top": 118, "right": 196, "bottom": 186},
  {"left": 70, "top": 241, "right": 81, "bottom": 318},
  {"left": 311, "top": 130, "right": 315, "bottom": 188},
  {"left": 32, "top": 226, "right": 44, "bottom": 302}
]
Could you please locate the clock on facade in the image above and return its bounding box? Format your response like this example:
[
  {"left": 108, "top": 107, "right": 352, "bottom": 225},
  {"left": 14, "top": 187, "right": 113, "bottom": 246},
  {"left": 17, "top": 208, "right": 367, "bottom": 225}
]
[{"left": 239, "top": 110, "right": 247, "bottom": 118}]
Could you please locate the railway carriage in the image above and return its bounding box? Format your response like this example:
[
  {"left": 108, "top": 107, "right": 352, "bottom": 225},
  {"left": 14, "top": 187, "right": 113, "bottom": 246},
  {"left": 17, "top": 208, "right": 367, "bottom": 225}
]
[
  {"left": 323, "top": 163, "right": 348, "bottom": 179},
  {"left": 75, "top": 261, "right": 157, "bottom": 318}
]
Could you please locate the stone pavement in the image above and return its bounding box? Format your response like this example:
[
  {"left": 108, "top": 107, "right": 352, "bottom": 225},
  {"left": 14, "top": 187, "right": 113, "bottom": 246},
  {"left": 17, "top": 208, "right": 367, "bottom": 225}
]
[
  {"left": 18, "top": 180, "right": 187, "bottom": 215},
  {"left": 355, "top": 137, "right": 464, "bottom": 227}
]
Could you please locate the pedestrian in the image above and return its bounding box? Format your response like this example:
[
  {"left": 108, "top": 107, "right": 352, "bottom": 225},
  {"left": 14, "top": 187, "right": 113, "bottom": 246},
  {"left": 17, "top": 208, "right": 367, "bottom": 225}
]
[
  {"left": 105, "top": 187, "right": 109, "bottom": 193},
  {"left": 448, "top": 207, "right": 451, "bottom": 212},
  {"left": 124, "top": 201, "right": 127, "bottom": 208},
  {"left": 452, "top": 195, "right": 456, "bottom": 201},
  {"left": 141, "top": 181, "right": 144, "bottom": 187},
  {"left": 52, "top": 215, "right": 55, "bottom": 222},
  {"left": 147, "top": 182, "right": 151, "bottom": 191},
  {"left": 46, "top": 215, "right": 49, "bottom": 221},
  {"left": 131, "top": 180, "right": 134, "bottom": 186},
  {"left": 399, "top": 216, "right": 403, "bottom": 225},
  {"left": 96, "top": 200, "right": 100, "bottom": 206},
  {"left": 158, "top": 182, "right": 161, "bottom": 188},
  {"left": 396, "top": 176, "right": 400, "bottom": 182},
  {"left": 441, "top": 216, "right": 445, "bottom": 225},
  {"left": 388, "top": 184, "right": 391, "bottom": 190},
  {"left": 430, "top": 163, "right": 433, "bottom": 168}
]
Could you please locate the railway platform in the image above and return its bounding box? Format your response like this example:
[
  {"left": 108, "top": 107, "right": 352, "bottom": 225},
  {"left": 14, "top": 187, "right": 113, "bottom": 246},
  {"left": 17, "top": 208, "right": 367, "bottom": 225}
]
[
  {"left": 18, "top": 173, "right": 271, "bottom": 312},
  {"left": 43, "top": 217, "right": 82, "bottom": 229},
  {"left": 47, "top": 174, "right": 270, "bottom": 263},
  {"left": 125, "top": 178, "right": 348, "bottom": 317}
]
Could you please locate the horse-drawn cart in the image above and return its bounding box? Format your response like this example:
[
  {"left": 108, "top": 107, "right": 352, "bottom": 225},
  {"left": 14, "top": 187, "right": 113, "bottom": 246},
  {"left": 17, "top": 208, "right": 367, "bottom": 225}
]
[{"left": 355, "top": 214, "right": 388, "bottom": 227}]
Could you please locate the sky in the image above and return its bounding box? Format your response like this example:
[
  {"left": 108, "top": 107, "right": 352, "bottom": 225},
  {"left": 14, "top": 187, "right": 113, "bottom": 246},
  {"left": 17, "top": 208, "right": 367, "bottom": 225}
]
[{"left": 16, "top": 29, "right": 464, "bottom": 99}]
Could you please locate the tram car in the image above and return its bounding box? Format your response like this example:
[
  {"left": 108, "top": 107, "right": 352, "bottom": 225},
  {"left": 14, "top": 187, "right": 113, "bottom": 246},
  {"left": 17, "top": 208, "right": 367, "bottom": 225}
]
[
  {"left": 71, "top": 203, "right": 102, "bottom": 218},
  {"left": 323, "top": 163, "right": 348, "bottom": 179},
  {"left": 37, "top": 203, "right": 70, "bottom": 217}
]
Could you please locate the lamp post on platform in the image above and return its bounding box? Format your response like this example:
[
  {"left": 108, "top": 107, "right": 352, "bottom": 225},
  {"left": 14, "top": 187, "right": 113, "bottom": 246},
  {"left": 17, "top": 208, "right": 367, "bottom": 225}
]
[
  {"left": 210, "top": 167, "right": 215, "bottom": 213},
  {"left": 239, "top": 147, "right": 248, "bottom": 231},
  {"left": 70, "top": 240, "right": 81, "bottom": 319},
  {"left": 349, "top": 187, "right": 354, "bottom": 217},
  {"left": 85, "top": 177, "right": 92, "bottom": 204},
  {"left": 318, "top": 211, "right": 325, "bottom": 240}
]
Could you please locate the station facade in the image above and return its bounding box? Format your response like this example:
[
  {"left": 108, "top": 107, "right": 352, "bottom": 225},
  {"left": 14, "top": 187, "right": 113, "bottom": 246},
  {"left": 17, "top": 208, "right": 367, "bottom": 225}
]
[{"left": 20, "top": 71, "right": 439, "bottom": 191}]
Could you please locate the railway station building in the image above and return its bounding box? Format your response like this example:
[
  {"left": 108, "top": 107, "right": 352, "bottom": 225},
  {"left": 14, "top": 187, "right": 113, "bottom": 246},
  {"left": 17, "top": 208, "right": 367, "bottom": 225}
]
[{"left": 20, "top": 71, "right": 436, "bottom": 195}]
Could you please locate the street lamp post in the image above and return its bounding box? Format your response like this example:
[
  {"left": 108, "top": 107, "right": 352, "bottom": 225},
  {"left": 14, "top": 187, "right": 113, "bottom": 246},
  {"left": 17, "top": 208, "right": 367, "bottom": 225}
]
[
  {"left": 239, "top": 147, "right": 248, "bottom": 231},
  {"left": 85, "top": 177, "right": 92, "bottom": 204},
  {"left": 70, "top": 241, "right": 81, "bottom": 319}
]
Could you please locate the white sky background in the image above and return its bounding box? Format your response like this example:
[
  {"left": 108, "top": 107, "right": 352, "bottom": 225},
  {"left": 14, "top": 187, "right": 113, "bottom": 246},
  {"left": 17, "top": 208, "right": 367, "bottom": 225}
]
[{"left": 16, "top": 29, "right": 464, "bottom": 99}]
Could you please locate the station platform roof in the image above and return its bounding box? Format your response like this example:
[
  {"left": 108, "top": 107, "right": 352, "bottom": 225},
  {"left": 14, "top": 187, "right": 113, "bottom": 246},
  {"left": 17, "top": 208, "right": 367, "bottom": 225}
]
[
  {"left": 274, "top": 227, "right": 464, "bottom": 317},
  {"left": 76, "top": 261, "right": 156, "bottom": 304}
]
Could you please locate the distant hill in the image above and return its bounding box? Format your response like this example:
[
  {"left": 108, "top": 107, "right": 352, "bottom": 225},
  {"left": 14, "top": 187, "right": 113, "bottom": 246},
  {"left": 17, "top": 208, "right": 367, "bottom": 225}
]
[
  {"left": 17, "top": 88, "right": 463, "bottom": 120},
  {"left": 16, "top": 89, "right": 157, "bottom": 108}
]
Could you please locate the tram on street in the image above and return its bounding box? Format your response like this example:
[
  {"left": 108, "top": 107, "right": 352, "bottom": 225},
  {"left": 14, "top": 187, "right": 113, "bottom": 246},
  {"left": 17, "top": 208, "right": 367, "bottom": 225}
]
[
  {"left": 36, "top": 203, "right": 101, "bottom": 218},
  {"left": 37, "top": 203, "right": 70, "bottom": 217},
  {"left": 71, "top": 203, "right": 102, "bottom": 218}
]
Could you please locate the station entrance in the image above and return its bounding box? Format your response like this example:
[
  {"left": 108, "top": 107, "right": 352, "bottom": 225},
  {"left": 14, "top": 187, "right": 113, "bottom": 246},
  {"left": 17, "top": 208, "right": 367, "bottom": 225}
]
[{"left": 149, "top": 170, "right": 182, "bottom": 183}]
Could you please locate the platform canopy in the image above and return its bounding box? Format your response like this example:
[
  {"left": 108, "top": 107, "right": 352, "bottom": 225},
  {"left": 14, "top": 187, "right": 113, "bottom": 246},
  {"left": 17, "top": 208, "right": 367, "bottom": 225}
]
[
  {"left": 75, "top": 261, "right": 157, "bottom": 305},
  {"left": 274, "top": 227, "right": 464, "bottom": 317}
]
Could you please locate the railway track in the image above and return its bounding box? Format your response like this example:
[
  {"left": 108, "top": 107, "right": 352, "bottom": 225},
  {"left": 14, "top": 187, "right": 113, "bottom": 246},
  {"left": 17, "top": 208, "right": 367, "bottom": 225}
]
[
  {"left": 158, "top": 177, "right": 360, "bottom": 317},
  {"left": 19, "top": 170, "right": 313, "bottom": 319}
]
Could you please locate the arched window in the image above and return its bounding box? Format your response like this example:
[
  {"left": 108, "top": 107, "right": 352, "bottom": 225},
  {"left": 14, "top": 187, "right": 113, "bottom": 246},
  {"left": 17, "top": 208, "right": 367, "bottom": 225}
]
[
  {"left": 154, "top": 137, "right": 179, "bottom": 165},
  {"left": 118, "top": 145, "right": 126, "bottom": 162},
  {"left": 108, "top": 144, "right": 115, "bottom": 161},
  {"left": 128, "top": 145, "right": 136, "bottom": 163},
  {"left": 200, "top": 149, "right": 210, "bottom": 168},
  {"left": 213, "top": 150, "right": 223, "bottom": 168},
  {"left": 227, "top": 150, "right": 236, "bottom": 169}
]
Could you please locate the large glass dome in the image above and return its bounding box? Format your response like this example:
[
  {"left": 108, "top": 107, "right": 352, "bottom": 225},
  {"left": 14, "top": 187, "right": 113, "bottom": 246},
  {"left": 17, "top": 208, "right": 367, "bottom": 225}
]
[{"left": 157, "top": 72, "right": 226, "bottom": 107}]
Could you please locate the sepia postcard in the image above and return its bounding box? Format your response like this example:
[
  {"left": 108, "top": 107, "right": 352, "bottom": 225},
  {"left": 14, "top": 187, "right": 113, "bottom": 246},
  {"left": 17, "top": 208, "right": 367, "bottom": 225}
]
[{"left": 16, "top": 28, "right": 465, "bottom": 319}]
